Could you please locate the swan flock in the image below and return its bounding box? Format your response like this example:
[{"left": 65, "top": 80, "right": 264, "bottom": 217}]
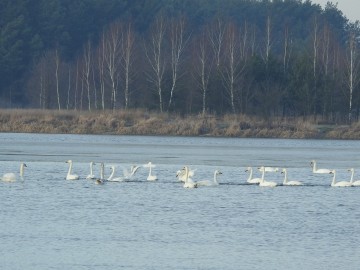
[{"left": 2, "top": 159, "right": 359, "bottom": 188}]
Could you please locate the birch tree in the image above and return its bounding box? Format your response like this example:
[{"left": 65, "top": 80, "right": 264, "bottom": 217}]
[
  {"left": 55, "top": 48, "right": 61, "bottom": 110},
  {"left": 83, "top": 40, "right": 92, "bottom": 111},
  {"left": 283, "top": 25, "right": 292, "bottom": 74},
  {"left": 120, "top": 22, "right": 135, "bottom": 110},
  {"left": 193, "top": 31, "right": 213, "bottom": 115},
  {"left": 263, "top": 15, "right": 272, "bottom": 66},
  {"left": 220, "top": 22, "right": 243, "bottom": 113},
  {"left": 168, "top": 16, "right": 189, "bottom": 110},
  {"left": 346, "top": 30, "right": 360, "bottom": 123},
  {"left": 145, "top": 15, "right": 166, "bottom": 112},
  {"left": 208, "top": 18, "right": 225, "bottom": 68},
  {"left": 312, "top": 16, "right": 319, "bottom": 117},
  {"left": 104, "top": 21, "right": 122, "bottom": 111},
  {"left": 98, "top": 32, "right": 106, "bottom": 110}
]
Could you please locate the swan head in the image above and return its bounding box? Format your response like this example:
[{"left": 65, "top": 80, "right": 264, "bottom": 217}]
[
  {"left": 329, "top": 170, "right": 335, "bottom": 174},
  {"left": 245, "top": 167, "right": 251, "bottom": 172},
  {"left": 348, "top": 168, "right": 354, "bottom": 172},
  {"left": 176, "top": 170, "right": 183, "bottom": 178},
  {"left": 95, "top": 179, "right": 104, "bottom": 185},
  {"left": 215, "top": 170, "right": 222, "bottom": 175},
  {"left": 281, "top": 168, "right": 286, "bottom": 174},
  {"left": 310, "top": 160, "right": 315, "bottom": 166},
  {"left": 66, "top": 160, "right": 73, "bottom": 164},
  {"left": 21, "top": 163, "right": 27, "bottom": 168}
]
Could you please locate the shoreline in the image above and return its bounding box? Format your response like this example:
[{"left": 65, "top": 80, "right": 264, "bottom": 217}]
[{"left": 0, "top": 109, "right": 359, "bottom": 140}]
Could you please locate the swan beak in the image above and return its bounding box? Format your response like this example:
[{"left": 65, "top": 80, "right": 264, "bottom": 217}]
[{"left": 24, "top": 164, "right": 27, "bottom": 167}]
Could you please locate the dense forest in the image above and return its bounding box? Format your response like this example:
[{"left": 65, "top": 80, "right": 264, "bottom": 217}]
[{"left": 1, "top": 0, "right": 360, "bottom": 123}]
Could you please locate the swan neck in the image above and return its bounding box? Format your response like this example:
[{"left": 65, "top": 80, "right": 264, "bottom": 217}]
[
  {"left": 184, "top": 167, "right": 189, "bottom": 183},
  {"left": 90, "top": 163, "right": 94, "bottom": 175},
  {"left": 312, "top": 161, "right": 317, "bottom": 172},
  {"left": 283, "top": 170, "right": 288, "bottom": 184},
  {"left": 67, "top": 162, "right": 73, "bottom": 175},
  {"left": 247, "top": 168, "right": 253, "bottom": 181},
  {"left": 331, "top": 171, "right": 336, "bottom": 185},
  {"left": 20, "top": 164, "right": 25, "bottom": 177},
  {"left": 213, "top": 171, "right": 218, "bottom": 183},
  {"left": 100, "top": 163, "right": 104, "bottom": 179},
  {"left": 148, "top": 165, "right": 153, "bottom": 177},
  {"left": 350, "top": 170, "right": 354, "bottom": 184},
  {"left": 108, "top": 167, "right": 115, "bottom": 180},
  {"left": 260, "top": 169, "right": 265, "bottom": 183}
]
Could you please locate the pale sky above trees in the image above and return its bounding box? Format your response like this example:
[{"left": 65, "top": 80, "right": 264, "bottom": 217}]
[{"left": 311, "top": 0, "right": 359, "bottom": 22}]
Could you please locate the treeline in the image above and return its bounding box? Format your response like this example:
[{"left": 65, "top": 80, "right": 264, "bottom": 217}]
[{"left": 1, "top": 0, "right": 360, "bottom": 123}]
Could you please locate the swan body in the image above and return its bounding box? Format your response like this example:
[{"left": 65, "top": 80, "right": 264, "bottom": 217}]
[
  {"left": 144, "top": 162, "right": 157, "bottom": 181},
  {"left": 258, "top": 167, "right": 279, "bottom": 172},
  {"left": 176, "top": 167, "right": 196, "bottom": 182},
  {"left": 329, "top": 170, "right": 352, "bottom": 187},
  {"left": 123, "top": 165, "right": 140, "bottom": 180},
  {"left": 182, "top": 166, "right": 197, "bottom": 188},
  {"left": 66, "top": 160, "right": 79, "bottom": 180},
  {"left": 311, "top": 160, "right": 331, "bottom": 174},
  {"left": 259, "top": 166, "right": 277, "bottom": 187},
  {"left": 349, "top": 168, "right": 360, "bottom": 186},
  {"left": 245, "top": 167, "right": 262, "bottom": 184},
  {"left": 86, "top": 161, "right": 96, "bottom": 179},
  {"left": 2, "top": 163, "right": 27, "bottom": 182},
  {"left": 281, "top": 168, "right": 303, "bottom": 186},
  {"left": 107, "top": 165, "right": 125, "bottom": 182},
  {"left": 197, "top": 170, "right": 222, "bottom": 186}
]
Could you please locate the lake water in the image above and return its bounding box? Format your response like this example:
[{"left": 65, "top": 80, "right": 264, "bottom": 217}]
[{"left": 0, "top": 133, "right": 360, "bottom": 270}]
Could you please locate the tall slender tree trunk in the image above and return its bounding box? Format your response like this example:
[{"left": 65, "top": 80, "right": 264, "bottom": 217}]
[
  {"left": 145, "top": 15, "right": 166, "bottom": 112},
  {"left": 55, "top": 48, "right": 61, "bottom": 110}
]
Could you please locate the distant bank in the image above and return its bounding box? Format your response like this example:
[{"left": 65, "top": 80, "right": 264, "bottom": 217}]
[{"left": 0, "top": 109, "right": 359, "bottom": 140}]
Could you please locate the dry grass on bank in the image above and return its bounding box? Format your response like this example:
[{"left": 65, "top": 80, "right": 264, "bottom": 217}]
[{"left": 0, "top": 109, "right": 357, "bottom": 139}]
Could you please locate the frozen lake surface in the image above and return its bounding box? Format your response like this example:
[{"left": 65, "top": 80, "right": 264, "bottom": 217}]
[{"left": 0, "top": 133, "right": 360, "bottom": 269}]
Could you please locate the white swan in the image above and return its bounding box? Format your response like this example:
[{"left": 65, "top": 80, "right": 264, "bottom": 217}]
[
  {"left": 311, "top": 160, "right": 331, "bottom": 174},
  {"left": 176, "top": 167, "right": 196, "bottom": 182},
  {"left": 349, "top": 168, "right": 360, "bottom": 186},
  {"left": 86, "top": 161, "right": 96, "bottom": 179},
  {"left": 95, "top": 163, "right": 106, "bottom": 184},
  {"left": 66, "top": 160, "right": 79, "bottom": 180},
  {"left": 197, "top": 170, "right": 222, "bottom": 186},
  {"left": 258, "top": 166, "right": 279, "bottom": 172},
  {"left": 329, "top": 170, "right": 352, "bottom": 187},
  {"left": 182, "top": 166, "right": 197, "bottom": 188},
  {"left": 123, "top": 165, "right": 140, "bottom": 180},
  {"left": 245, "top": 167, "right": 262, "bottom": 184},
  {"left": 2, "top": 163, "right": 27, "bottom": 182},
  {"left": 107, "top": 165, "right": 125, "bottom": 182},
  {"left": 259, "top": 166, "right": 277, "bottom": 187},
  {"left": 281, "top": 168, "right": 303, "bottom": 186},
  {"left": 143, "top": 162, "right": 157, "bottom": 181}
]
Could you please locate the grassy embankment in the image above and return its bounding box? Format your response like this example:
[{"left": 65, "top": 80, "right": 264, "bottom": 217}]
[{"left": 0, "top": 109, "right": 359, "bottom": 139}]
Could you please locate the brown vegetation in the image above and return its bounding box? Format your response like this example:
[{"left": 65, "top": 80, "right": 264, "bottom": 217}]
[{"left": 0, "top": 109, "right": 359, "bottom": 139}]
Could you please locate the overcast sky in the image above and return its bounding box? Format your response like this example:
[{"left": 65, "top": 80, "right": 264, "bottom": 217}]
[{"left": 310, "top": 0, "right": 359, "bottom": 22}]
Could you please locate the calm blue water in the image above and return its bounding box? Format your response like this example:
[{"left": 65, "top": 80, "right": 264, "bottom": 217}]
[{"left": 1, "top": 133, "right": 360, "bottom": 270}]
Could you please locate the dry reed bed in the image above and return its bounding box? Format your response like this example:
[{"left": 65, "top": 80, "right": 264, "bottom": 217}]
[{"left": 0, "top": 109, "right": 357, "bottom": 139}]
